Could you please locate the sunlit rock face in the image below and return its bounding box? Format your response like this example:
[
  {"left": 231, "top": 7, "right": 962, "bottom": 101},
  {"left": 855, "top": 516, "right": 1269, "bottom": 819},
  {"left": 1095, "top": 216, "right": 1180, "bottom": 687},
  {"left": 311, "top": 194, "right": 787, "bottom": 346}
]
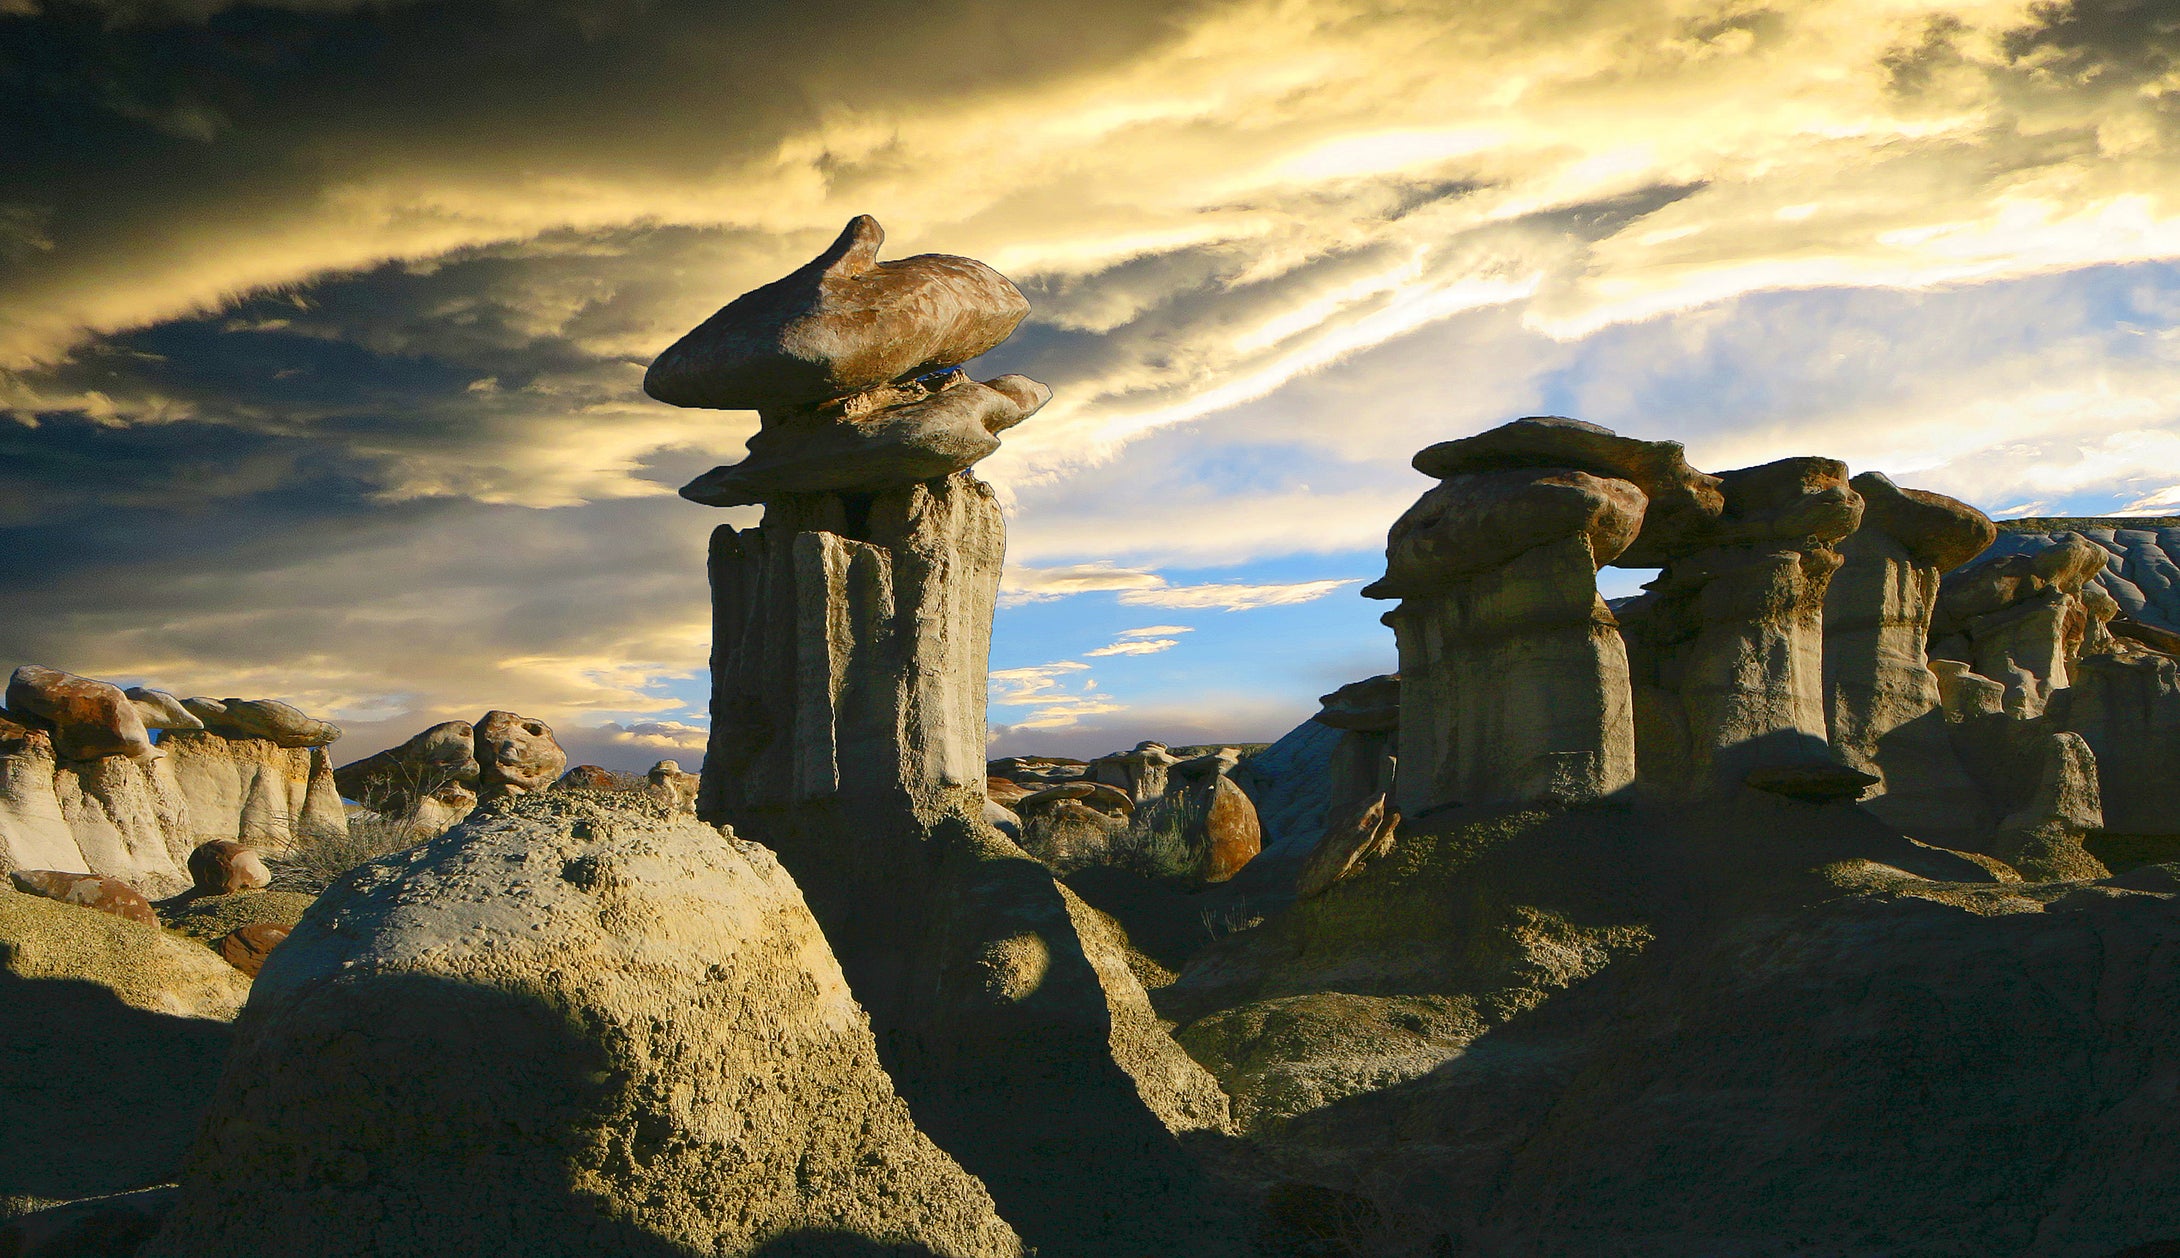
[{"left": 663, "top": 217, "right": 1242, "bottom": 1258}]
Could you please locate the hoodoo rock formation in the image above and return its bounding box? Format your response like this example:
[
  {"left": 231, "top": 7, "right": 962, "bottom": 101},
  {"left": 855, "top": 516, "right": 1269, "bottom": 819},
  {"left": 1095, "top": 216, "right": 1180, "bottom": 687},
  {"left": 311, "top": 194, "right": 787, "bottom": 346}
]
[
  {"left": 0, "top": 668, "right": 347, "bottom": 895},
  {"left": 333, "top": 711, "right": 565, "bottom": 837},
  {"left": 665, "top": 217, "right": 1237, "bottom": 1256}
]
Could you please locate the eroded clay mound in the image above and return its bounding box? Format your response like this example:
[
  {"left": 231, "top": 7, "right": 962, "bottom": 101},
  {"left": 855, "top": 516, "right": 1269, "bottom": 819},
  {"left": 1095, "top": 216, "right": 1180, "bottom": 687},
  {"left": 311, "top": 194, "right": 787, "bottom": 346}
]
[{"left": 146, "top": 793, "right": 1021, "bottom": 1258}]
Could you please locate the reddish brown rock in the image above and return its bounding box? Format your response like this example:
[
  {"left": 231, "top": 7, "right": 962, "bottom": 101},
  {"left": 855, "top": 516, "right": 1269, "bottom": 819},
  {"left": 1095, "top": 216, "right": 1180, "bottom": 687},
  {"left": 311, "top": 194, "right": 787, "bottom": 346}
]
[
  {"left": 553, "top": 764, "right": 624, "bottom": 791},
  {"left": 985, "top": 776, "right": 1029, "bottom": 807},
  {"left": 5, "top": 664, "right": 153, "bottom": 762},
  {"left": 8, "top": 869, "right": 156, "bottom": 925},
  {"left": 215, "top": 922, "right": 290, "bottom": 977},
  {"left": 1197, "top": 775, "right": 1263, "bottom": 884},
  {"left": 645, "top": 215, "right": 1032, "bottom": 413},
  {"left": 186, "top": 840, "right": 271, "bottom": 896}
]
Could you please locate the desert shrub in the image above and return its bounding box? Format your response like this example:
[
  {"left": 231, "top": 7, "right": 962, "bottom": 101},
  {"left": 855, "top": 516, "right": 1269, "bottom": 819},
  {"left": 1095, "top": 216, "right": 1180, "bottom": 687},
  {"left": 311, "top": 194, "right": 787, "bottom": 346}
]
[
  {"left": 271, "top": 813, "right": 432, "bottom": 894},
  {"left": 1112, "top": 792, "right": 1205, "bottom": 882}
]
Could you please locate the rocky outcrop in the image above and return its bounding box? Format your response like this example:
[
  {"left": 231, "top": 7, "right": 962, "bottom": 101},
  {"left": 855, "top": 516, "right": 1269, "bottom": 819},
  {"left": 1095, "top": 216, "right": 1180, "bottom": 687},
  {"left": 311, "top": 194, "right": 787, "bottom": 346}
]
[
  {"left": 180, "top": 697, "right": 339, "bottom": 748},
  {"left": 6, "top": 666, "right": 154, "bottom": 762},
  {"left": 0, "top": 713, "right": 196, "bottom": 894},
  {"left": 162, "top": 732, "right": 344, "bottom": 855},
  {"left": 1820, "top": 473, "right": 1995, "bottom": 842},
  {"left": 1933, "top": 533, "right": 2111, "bottom": 717},
  {"left": 145, "top": 793, "right": 1023, "bottom": 1258},
  {"left": 1619, "top": 456, "right": 1871, "bottom": 800},
  {"left": 334, "top": 711, "right": 564, "bottom": 835},
  {"left": 646, "top": 759, "right": 700, "bottom": 811},
  {"left": 1087, "top": 741, "right": 1179, "bottom": 805},
  {"left": 666, "top": 218, "right": 1238, "bottom": 1256}
]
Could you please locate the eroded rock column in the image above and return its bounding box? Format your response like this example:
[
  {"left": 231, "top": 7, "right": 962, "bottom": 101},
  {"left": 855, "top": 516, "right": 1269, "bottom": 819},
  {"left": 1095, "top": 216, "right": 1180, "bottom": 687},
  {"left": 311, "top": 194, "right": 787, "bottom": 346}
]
[
  {"left": 654, "top": 216, "right": 1239, "bottom": 1257},
  {"left": 1821, "top": 472, "right": 1995, "bottom": 840}
]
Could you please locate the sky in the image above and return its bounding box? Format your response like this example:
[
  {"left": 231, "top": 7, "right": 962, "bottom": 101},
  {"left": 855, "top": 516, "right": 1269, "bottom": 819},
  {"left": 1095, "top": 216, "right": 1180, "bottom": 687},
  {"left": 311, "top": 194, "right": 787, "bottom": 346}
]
[{"left": 3, "top": 0, "right": 2179, "bottom": 770}]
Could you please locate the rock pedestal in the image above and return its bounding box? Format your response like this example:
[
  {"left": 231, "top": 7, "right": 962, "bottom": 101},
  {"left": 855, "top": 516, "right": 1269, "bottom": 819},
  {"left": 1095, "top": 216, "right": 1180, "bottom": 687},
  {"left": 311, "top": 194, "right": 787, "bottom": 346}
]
[
  {"left": 667, "top": 218, "right": 1238, "bottom": 1256},
  {"left": 1821, "top": 473, "right": 1995, "bottom": 841},
  {"left": 1620, "top": 457, "right": 1868, "bottom": 799},
  {"left": 1370, "top": 420, "right": 1692, "bottom": 813}
]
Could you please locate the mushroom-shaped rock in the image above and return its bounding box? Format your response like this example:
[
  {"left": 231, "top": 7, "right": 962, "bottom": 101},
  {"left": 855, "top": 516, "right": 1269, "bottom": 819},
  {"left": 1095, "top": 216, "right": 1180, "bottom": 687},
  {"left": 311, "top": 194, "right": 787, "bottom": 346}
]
[
  {"left": 9, "top": 869, "right": 156, "bottom": 925},
  {"left": 681, "top": 372, "right": 1051, "bottom": 506},
  {"left": 1412, "top": 417, "right": 1725, "bottom": 566},
  {"left": 6, "top": 665, "right": 153, "bottom": 761},
  {"left": 214, "top": 922, "right": 289, "bottom": 977},
  {"left": 124, "top": 687, "right": 204, "bottom": 734},
  {"left": 1367, "top": 455, "right": 1646, "bottom": 811},
  {"left": 645, "top": 214, "right": 1032, "bottom": 413},
  {"left": 187, "top": 840, "right": 270, "bottom": 896},
  {"left": 1314, "top": 675, "right": 1400, "bottom": 733},
  {"left": 1852, "top": 474, "right": 1995, "bottom": 572},
  {"left": 1363, "top": 467, "right": 1646, "bottom": 600},
  {"left": 143, "top": 794, "right": 1023, "bottom": 1258},
  {"left": 1019, "top": 779, "right": 1133, "bottom": 818},
  {"left": 1935, "top": 533, "right": 2113, "bottom": 715},
  {"left": 1617, "top": 457, "right": 1865, "bottom": 796},
  {"left": 646, "top": 759, "right": 700, "bottom": 812},
  {"left": 474, "top": 710, "right": 567, "bottom": 800},
  {"left": 1087, "top": 741, "right": 1180, "bottom": 806},
  {"left": 186, "top": 698, "right": 341, "bottom": 749}
]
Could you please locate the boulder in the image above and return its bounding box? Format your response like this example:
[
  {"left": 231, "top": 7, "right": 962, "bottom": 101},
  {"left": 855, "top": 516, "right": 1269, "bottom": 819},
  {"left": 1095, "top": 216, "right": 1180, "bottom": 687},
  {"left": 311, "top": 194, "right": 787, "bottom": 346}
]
[
  {"left": 646, "top": 759, "right": 700, "bottom": 812},
  {"left": 5, "top": 665, "right": 152, "bottom": 762},
  {"left": 182, "top": 698, "right": 339, "bottom": 749},
  {"left": 1295, "top": 793, "right": 1399, "bottom": 900},
  {"left": 9, "top": 870, "right": 156, "bottom": 925},
  {"left": 213, "top": 923, "right": 288, "bottom": 977},
  {"left": 1313, "top": 675, "right": 1400, "bottom": 733},
  {"left": 645, "top": 214, "right": 1031, "bottom": 413},
  {"left": 985, "top": 776, "right": 1030, "bottom": 807},
  {"left": 332, "top": 719, "right": 479, "bottom": 833},
  {"left": 474, "top": 710, "right": 566, "bottom": 800},
  {"left": 124, "top": 688, "right": 203, "bottom": 734},
  {"left": 551, "top": 764, "right": 623, "bottom": 791},
  {"left": 1019, "top": 780, "right": 1133, "bottom": 818},
  {"left": 185, "top": 841, "right": 269, "bottom": 897},
  {"left": 681, "top": 371, "right": 1050, "bottom": 506},
  {"left": 1017, "top": 798, "right": 1130, "bottom": 875},
  {"left": 143, "top": 794, "right": 1023, "bottom": 1258}
]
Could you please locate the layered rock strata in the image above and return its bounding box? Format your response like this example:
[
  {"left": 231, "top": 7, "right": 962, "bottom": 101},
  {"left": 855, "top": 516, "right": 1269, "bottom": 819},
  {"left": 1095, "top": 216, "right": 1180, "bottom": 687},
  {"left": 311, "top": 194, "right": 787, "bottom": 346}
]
[{"left": 663, "top": 218, "right": 1238, "bottom": 1256}]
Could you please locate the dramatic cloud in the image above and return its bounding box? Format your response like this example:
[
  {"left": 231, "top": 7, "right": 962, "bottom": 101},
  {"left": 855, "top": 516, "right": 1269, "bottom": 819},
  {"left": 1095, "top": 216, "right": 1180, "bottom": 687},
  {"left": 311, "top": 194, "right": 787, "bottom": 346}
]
[{"left": 5, "top": 0, "right": 2179, "bottom": 760}]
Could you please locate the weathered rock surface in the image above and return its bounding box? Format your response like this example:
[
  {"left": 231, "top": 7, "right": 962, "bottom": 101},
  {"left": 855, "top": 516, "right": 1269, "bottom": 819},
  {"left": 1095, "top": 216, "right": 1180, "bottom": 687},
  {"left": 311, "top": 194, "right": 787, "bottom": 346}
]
[
  {"left": 0, "top": 713, "right": 196, "bottom": 894},
  {"left": 1933, "top": 533, "right": 2110, "bottom": 716},
  {"left": 1, "top": 886, "right": 249, "bottom": 1210},
  {"left": 681, "top": 371, "right": 1050, "bottom": 506},
  {"left": 1294, "top": 792, "right": 1398, "bottom": 900},
  {"left": 551, "top": 763, "right": 623, "bottom": 791},
  {"left": 8, "top": 869, "right": 156, "bottom": 924},
  {"left": 1087, "top": 741, "right": 1180, "bottom": 805},
  {"left": 646, "top": 759, "right": 700, "bottom": 812},
  {"left": 1821, "top": 473, "right": 1994, "bottom": 843},
  {"left": 162, "top": 732, "right": 344, "bottom": 854},
  {"left": 645, "top": 215, "right": 1031, "bottom": 413},
  {"left": 185, "top": 840, "right": 268, "bottom": 896},
  {"left": 6, "top": 665, "right": 152, "bottom": 762},
  {"left": 145, "top": 794, "right": 1023, "bottom": 1258},
  {"left": 474, "top": 710, "right": 567, "bottom": 799},
  {"left": 183, "top": 697, "right": 339, "bottom": 748},
  {"left": 123, "top": 688, "right": 201, "bottom": 734},
  {"left": 1620, "top": 456, "right": 1867, "bottom": 798},
  {"left": 1369, "top": 436, "right": 1644, "bottom": 812}
]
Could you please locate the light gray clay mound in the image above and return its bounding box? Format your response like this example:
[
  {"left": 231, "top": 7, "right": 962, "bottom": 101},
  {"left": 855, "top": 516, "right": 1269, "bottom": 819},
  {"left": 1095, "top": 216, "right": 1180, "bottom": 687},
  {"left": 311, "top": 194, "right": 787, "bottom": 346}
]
[{"left": 146, "top": 792, "right": 1022, "bottom": 1258}]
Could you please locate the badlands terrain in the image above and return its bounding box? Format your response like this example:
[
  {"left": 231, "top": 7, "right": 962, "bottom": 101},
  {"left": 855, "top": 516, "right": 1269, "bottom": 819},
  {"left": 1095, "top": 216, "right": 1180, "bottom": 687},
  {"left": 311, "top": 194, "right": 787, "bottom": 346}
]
[{"left": 5, "top": 219, "right": 2180, "bottom": 1257}]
